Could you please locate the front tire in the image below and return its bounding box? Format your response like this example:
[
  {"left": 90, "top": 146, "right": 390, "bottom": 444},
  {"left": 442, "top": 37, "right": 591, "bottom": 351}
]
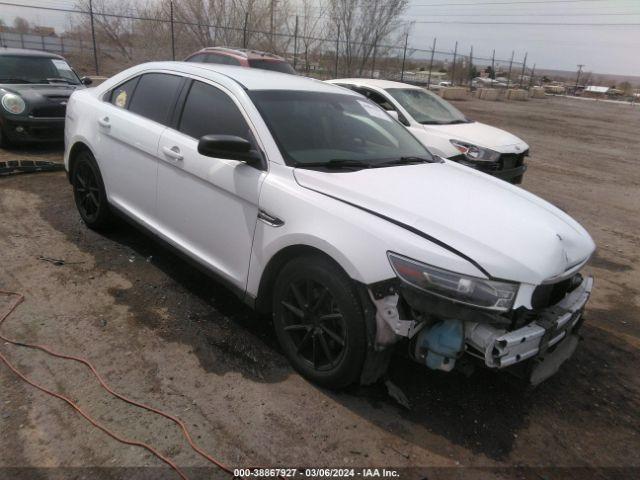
[
  {"left": 72, "top": 150, "right": 113, "bottom": 230},
  {"left": 273, "top": 256, "right": 367, "bottom": 389}
]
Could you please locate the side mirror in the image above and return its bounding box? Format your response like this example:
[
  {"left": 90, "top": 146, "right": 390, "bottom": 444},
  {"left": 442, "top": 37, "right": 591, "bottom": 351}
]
[
  {"left": 387, "top": 110, "right": 399, "bottom": 121},
  {"left": 81, "top": 76, "right": 93, "bottom": 86},
  {"left": 198, "top": 134, "right": 263, "bottom": 166}
]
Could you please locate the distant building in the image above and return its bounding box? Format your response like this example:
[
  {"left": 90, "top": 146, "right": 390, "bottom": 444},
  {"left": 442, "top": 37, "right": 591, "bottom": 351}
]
[{"left": 583, "top": 85, "right": 609, "bottom": 98}]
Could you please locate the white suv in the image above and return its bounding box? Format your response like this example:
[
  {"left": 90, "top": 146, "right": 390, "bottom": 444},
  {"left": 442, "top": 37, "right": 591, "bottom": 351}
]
[{"left": 64, "top": 62, "right": 595, "bottom": 388}]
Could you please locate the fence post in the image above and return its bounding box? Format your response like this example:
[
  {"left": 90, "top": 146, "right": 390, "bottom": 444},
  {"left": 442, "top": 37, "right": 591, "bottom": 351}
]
[
  {"left": 243, "top": 12, "right": 249, "bottom": 48},
  {"left": 60, "top": 36, "right": 64, "bottom": 55},
  {"left": 41, "top": 35, "right": 46, "bottom": 51},
  {"left": 468, "top": 45, "right": 473, "bottom": 89},
  {"left": 400, "top": 32, "right": 409, "bottom": 82},
  {"left": 20, "top": 33, "right": 25, "bottom": 49},
  {"left": 334, "top": 24, "right": 340, "bottom": 78},
  {"left": 529, "top": 63, "right": 536, "bottom": 88},
  {"left": 89, "top": 0, "right": 99, "bottom": 75},
  {"left": 293, "top": 15, "right": 299, "bottom": 70},
  {"left": 170, "top": 0, "right": 176, "bottom": 60},
  {"left": 506, "top": 50, "right": 514, "bottom": 90},
  {"left": 427, "top": 37, "right": 436, "bottom": 89},
  {"left": 451, "top": 41, "right": 458, "bottom": 86},
  {"left": 520, "top": 52, "right": 527, "bottom": 89},
  {"left": 491, "top": 49, "right": 495, "bottom": 86},
  {"left": 371, "top": 42, "right": 377, "bottom": 79}
]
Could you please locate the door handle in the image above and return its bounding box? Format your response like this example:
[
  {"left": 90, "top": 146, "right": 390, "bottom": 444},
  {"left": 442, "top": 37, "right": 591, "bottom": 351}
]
[
  {"left": 162, "top": 146, "right": 183, "bottom": 161},
  {"left": 98, "top": 116, "right": 110, "bottom": 129}
]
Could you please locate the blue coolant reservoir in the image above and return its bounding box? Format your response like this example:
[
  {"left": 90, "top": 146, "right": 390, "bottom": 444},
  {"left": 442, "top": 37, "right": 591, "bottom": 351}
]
[{"left": 415, "top": 319, "right": 464, "bottom": 372}]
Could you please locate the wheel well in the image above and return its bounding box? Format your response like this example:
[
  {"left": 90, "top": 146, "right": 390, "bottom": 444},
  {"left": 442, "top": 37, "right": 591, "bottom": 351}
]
[
  {"left": 254, "top": 245, "right": 348, "bottom": 314},
  {"left": 67, "top": 142, "right": 92, "bottom": 183}
]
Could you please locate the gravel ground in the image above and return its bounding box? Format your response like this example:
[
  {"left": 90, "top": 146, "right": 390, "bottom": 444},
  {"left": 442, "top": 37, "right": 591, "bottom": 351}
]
[{"left": 0, "top": 95, "right": 639, "bottom": 480}]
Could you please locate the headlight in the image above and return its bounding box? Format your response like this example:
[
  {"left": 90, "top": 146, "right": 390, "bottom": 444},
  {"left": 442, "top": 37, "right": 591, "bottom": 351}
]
[
  {"left": 1, "top": 93, "right": 26, "bottom": 115},
  {"left": 450, "top": 139, "right": 500, "bottom": 162},
  {"left": 388, "top": 252, "right": 518, "bottom": 312}
]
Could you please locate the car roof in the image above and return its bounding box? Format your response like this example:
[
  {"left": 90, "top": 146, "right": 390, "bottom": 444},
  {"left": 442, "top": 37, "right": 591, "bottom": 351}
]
[
  {"left": 0, "top": 47, "right": 65, "bottom": 59},
  {"left": 327, "top": 78, "right": 423, "bottom": 90},
  {"left": 194, "top": 47, "right": 287, "bottom": 61},
  {"left": 123, "top": 62, "right": 354, "bottom": 93}
]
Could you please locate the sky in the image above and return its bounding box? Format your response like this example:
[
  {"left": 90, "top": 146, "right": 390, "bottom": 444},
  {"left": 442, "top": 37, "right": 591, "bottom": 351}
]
[{"left": 1, "top": 0, "right": 639, "bottom": 77}]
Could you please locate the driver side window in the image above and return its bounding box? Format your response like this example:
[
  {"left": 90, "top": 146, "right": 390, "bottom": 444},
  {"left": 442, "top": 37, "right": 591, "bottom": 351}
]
[
  {"left": 354, "top": 88, "right": 396, "bottom": 112},
  {"left": 178, "top": 80, "right": 252, "bottom": 141}
]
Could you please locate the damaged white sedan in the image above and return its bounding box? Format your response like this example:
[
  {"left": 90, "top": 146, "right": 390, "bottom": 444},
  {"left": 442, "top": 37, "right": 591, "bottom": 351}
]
[{"left": 64, "top": 62, "right": 595, "bottom": 389}]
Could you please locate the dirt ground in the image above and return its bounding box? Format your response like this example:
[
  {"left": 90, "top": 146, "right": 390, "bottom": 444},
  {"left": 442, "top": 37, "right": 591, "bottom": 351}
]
[{"left": 1, "top": 95, "right": 639, "bottom": 479}]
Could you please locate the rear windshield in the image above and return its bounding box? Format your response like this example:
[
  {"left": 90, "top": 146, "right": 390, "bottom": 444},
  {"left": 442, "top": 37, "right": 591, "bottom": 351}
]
[
  {"left": 248, "top": 59, "right": 296, "bottom": 75},
  {"left": 0, "top": 55, "right": 80, "bottom": 85}
]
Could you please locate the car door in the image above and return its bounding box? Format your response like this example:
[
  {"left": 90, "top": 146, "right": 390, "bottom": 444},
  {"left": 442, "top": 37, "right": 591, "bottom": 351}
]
[
  {"left": 156, "top": 79, "right": 267, "bottom": 290},
  {"left": 96, "top": 72, "right": 184, "bottom": 226}
]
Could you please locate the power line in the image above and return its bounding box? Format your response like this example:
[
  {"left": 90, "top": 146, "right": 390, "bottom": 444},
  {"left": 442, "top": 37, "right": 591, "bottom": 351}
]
[
  {"left": 409, "top": 12, "right": 640, "bottom": 17},
  {"left": 412, "top": 20, "right": 640, "bottom": 25},
  {"left": 412, "top": 0, "right": 605, "bottom": 6}
]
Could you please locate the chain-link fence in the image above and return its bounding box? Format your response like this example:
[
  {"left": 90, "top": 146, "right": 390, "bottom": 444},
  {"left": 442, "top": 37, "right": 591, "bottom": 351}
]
[{"left": 0, "top": 1, "right": 535, "bottom": 90}]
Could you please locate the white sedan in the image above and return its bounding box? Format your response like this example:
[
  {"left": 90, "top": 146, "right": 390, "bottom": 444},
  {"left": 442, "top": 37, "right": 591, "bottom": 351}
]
[
  {"left": 64, "top": 62, "right": 595, "bottom": 388},
  {"left": 327, "top": 78, "right": 529, "bottom": 184}
]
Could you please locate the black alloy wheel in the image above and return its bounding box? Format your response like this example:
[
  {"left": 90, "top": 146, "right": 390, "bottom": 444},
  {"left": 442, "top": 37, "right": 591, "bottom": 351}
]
[
  {"left": 72, "top": 151, "right": 113, "bottom": 229},
  {"left": 273, "top": 256, "right": 367, "bottom": 388}
]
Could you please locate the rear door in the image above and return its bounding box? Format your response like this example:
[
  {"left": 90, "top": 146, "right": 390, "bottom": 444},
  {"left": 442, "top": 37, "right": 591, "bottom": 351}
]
[
  {"left": 156, "top": 79, "right": 266, "bottom": 290},
  {"left": 96, "top": 72, "right": 184, "bottom": 226}
]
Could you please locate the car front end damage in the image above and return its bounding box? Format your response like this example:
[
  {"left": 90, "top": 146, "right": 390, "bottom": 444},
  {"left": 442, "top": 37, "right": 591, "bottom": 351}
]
[{"left": 366, "top": 263, "right": 593, "bottom": 385}]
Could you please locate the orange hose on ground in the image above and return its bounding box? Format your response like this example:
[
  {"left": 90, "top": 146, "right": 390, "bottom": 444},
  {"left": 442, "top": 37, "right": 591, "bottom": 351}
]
[{"left": 0, "top": 289, "right": 234, "bottom": 480}]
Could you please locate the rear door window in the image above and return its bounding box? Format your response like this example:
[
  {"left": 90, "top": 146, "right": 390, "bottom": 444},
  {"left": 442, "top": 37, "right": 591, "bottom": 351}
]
[
  {"left": 109, "top": 76, "right": 140, "bottom": 109},
  {"left": 178, "top": 81, "right": 251, "bottom": 140},
  {"left": 128, "top": 73, "right": 183, "bottom": 125}
]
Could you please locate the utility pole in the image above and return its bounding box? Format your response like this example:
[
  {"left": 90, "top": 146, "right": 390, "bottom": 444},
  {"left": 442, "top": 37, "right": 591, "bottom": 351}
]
[
  {"left": 400, "top": 32, "right": 409, "bottom": 82},
  {"left": 243, "top": 11, "right": 249, "bottom": 48},
  {"left": 170, "top": 0, "right": 175, "bottom": 60},
  {"left": 575, "top": 64, "right": 585, "bottom": 93},
  {"left": 529, "top": 63, "right": 536, "bottom": 88},
  {"left": 506, "top": 50, "right": 514, "bottom": 89},
  {"left": 491, "top": 49, "right": 495, "bottom": 87},
  {"left": 520, "top": 52, "right": 527, "bottom": 89},
  {"left": 293, "top": 15, "right": 298, "bottom": 70},
  {"left": 335, "top": 23, "right": 340, "bottom": 78},
  {"left": 468, "top": 45, "right": 473, "bottom": 89},
  {"left": 427, "top": 37, "right": 436, "bottom": 89},
  {"left": 451, "top": 41, "right": 458, "bottom": 86},
  {"left": 89, "top": 0, "right": 99, "bottom": 75},
  {"left": 270, "top": 0, "right": 277, "bottom": 50}
]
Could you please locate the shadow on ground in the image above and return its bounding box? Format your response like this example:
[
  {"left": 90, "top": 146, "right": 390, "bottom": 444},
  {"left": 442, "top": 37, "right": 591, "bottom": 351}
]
[{"left": 11, "top": 172, "right": 640, "bottom": 463}]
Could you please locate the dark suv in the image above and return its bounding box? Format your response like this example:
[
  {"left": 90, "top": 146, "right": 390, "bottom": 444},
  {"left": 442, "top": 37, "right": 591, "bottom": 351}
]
[
  {"left": 0, "top": 48, "right": 90, "bottom": 146},
  {"left": 185, "top": 47, "right": 296, "bottom": 75}
]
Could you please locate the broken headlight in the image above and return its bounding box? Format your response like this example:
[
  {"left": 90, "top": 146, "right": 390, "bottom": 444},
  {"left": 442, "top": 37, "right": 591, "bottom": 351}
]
[
  {"left": 388, "top": 252, "right": 519, "bottom": 312},
  {"left": 450, "top": 139, "right": 500, "bottom": 162}
]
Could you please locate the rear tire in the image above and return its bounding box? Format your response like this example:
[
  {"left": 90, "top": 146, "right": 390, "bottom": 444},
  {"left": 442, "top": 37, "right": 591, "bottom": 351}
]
[
  {"left": 273, "top": 255, "right": 367, "bottom": 389},
  {"left": 72, "top": 150, "right": 113, "bottom": 230}
]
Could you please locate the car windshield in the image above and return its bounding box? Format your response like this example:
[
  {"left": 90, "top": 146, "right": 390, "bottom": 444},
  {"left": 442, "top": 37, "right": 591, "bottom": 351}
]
[
  {"left": 250, "top": 90, "right": 434, "bottom": 168},
  {"left": 385, "top": 88, "right": 469, "bottom": 125},
  {"left": 248, "top": 59, "right": 297, "bottom": 75},
  {"left": 0, "top": 55, "right": 80, "bottom": 85}
]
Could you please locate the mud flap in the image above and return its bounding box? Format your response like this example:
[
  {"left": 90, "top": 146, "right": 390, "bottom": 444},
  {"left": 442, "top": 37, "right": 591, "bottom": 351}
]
[{"left": 529, "top": 334, "right": 579, "bottom": 386}]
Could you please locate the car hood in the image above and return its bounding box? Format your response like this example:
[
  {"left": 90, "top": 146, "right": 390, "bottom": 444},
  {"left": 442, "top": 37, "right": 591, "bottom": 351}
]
[
  {"left": 426, "top": 121, "right": 528, "bottom": 151},
  {"left": 1, "top": 83, "right": 80, "bottom": 103},
  {"left": 293, "top": 162, "right": 595, "bottom": 284}
]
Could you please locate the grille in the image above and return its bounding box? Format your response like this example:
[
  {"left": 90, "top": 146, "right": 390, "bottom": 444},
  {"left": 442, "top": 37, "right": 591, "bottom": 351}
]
[
  {"left": 31, "top": 104, "right": 67, "bottom": 118},
  {"left": 499, "top": 150, "right": 528, "bottom": 170},
  {"left": 531, "top": 273, "right": 582, "bottom": 310}
]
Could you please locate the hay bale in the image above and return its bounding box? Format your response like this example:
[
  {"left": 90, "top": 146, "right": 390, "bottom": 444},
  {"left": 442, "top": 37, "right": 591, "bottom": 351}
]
[
  {"left": 477, "top": 88, "right": 500, "bottom": 101},
  {"left": 530, "top": 87, "right": 546, "bottom": 99},
  {"left": 506, "top": 89, "right": 528, "bottom": 101},
  {"left": 440, "top": 87, "right": 468, "bottom": 100}
]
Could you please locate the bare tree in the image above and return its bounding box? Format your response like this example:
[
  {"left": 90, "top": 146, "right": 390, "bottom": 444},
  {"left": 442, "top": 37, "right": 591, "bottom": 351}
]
[
  {"left": 13, "top": 16, "right": 30, "bottom": 34},
  {"left": 329, "top": 0, "right": 408, "bottom": 76}
]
